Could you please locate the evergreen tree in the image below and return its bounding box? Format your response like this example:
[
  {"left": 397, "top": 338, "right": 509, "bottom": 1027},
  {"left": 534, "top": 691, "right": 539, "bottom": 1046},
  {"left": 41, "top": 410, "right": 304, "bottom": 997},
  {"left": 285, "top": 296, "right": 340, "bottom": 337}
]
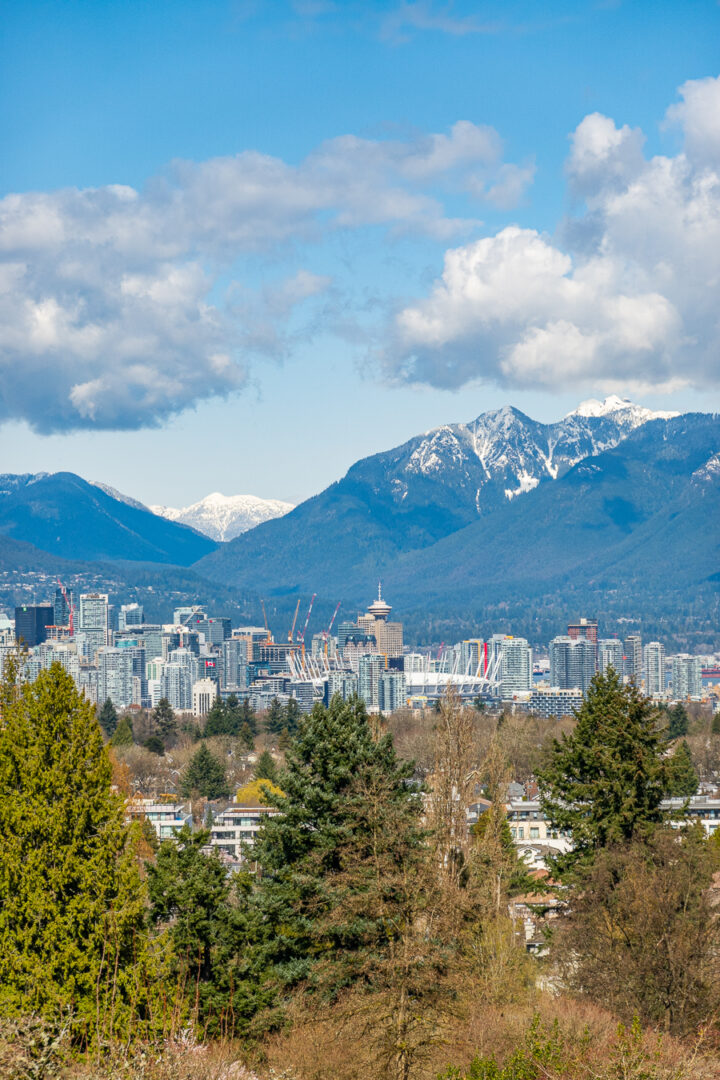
[
  {"left": 253, "top": 749, "right": 278, "bottom": 783},
  {"left": 239, "top": 698, "right": 257, "bottom": 737},
  {"left": 225, "top": 693, "right": 247, "bottom": 736},
  {"left": 667, "top": 702, "right": 690, "bottom": 740},
  {"left": 148, "top": 826, "right": 266, "bottom": 1035},
  {"left": 252, "top": 696, "right": 420, "bottom": 991},
  {"left": 181, "top": 744, "right": 230, "bottom": 800},
  {"left": 98, "top": 697, "right": 119, "bottom": 737},
  {"left": 284, "top": 697, "right": 301, "bottom": 735},
  {"left": 111, "top": 714, "right": 134, "bottom": 748},
  {"left": 265, "top": 696, "right": 286, "bottom": 737},
  {"left": 537, "top": 668, "right": 667, "bottom": 877},
  {"left": 152, "top": 697, "right": 177, "bottom": 743},
  {"left": 239, "top": 721, "right": 255, "bottom": 752},
  {"left": 204, "top": 697, "right": 230, "bottom": 737},
  {"left": 252, "top": 696, "right": 464, "bottom": 1075},
  {"left": 0, "top": 661, "right": 148, "bottom": 1039},
  {"left": 664, "top": 739, "right": 699, "bottom": 798},
  {"left": 144, "top": 734, "right": 165, "bottom": 756}
]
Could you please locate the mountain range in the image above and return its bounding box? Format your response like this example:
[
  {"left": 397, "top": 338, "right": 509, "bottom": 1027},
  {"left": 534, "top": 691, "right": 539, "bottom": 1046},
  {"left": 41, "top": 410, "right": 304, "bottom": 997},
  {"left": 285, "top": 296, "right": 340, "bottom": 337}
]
[
  {"left": 150, "top": 492, "right": 294, "bottom": 542},
  {"left": 1, "top": 396, "right": 717, "bottom": 647},
  {"left": 0, "top": 472, "right": 216, "bottom": 565},
  {"left": 194, "top": 396, "right": 688, "bottom": 592}
]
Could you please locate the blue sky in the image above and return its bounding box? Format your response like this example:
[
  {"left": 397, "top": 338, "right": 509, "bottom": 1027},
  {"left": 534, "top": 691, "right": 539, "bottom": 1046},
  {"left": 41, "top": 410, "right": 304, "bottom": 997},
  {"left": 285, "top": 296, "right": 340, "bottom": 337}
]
[{"left": 1, "top": 0, "right": 719, "bottom": 505}]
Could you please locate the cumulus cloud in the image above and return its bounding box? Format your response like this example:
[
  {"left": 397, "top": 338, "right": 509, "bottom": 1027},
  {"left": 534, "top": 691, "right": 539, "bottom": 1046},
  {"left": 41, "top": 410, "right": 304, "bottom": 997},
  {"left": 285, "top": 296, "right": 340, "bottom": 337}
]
[
  {"left": 0, "top": 122, "right": 525, "bottom": 432},
  {"left": 384, "top": 74, "right": 720, "bottom": 393}
]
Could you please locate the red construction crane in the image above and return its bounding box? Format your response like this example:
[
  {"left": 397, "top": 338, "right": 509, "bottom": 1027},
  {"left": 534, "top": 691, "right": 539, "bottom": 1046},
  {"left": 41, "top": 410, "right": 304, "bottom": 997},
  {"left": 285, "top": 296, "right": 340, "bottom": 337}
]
[
  {"left": 56, "top": 577, "right": 74, "bottom": 635},
  {"left": 297, "top": 593, "right": 316, "bottom": 657},
  {"left": 323, "top": 601, "right": 342, "bottom": 657},
  {"left": 288, "top": 598, "right": 301, "bottom": 644},
  {"left": 261, "top": 600, "right": 272, "bottom": 644}
]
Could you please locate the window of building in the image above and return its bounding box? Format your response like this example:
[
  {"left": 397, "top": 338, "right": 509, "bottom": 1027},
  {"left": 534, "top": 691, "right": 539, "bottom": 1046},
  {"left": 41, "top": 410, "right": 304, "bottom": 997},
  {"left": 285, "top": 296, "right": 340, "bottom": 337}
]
[
  {"left": 530, "top": 827, "right": 540, "bottom": 839},
  {"left": 517, "top": 827, "right": 524, "bottom": 839}
]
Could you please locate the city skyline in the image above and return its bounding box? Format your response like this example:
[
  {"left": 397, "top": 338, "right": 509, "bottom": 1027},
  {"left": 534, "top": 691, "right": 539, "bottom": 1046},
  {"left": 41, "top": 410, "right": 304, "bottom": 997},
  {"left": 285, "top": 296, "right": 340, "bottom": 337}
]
[{"left": 2, "top": 1, "right": 720, "bottom": 505}]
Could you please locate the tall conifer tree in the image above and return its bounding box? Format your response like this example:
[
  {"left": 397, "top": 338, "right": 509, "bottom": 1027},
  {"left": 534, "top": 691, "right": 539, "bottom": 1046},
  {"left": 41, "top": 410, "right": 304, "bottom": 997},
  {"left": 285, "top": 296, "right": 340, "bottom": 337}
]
[
  {"left": 537, "top": 668, "right": 667, "bottom": 877},
  {"left": 0, "top": 661, "right": 147, "bottom": 1038}
]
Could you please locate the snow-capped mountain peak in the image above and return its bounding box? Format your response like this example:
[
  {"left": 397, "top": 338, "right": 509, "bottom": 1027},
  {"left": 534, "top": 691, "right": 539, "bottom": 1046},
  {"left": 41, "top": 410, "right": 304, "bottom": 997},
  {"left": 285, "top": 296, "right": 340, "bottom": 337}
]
[
  {"left": 568, "top": 395, "right": 679, "bottom": 424},
  {"left": 151, "top": 492, "right": 294, "bottom": 542}
]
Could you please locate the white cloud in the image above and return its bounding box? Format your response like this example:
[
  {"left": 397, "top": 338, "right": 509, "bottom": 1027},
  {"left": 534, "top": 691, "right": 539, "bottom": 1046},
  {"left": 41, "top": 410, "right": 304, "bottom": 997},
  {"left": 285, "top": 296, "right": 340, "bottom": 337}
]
[
  {"left": 385, "top": 75, "right": 720, "bottom": 394},
  {"left": 381, "top": 2, "right": 498, "bottom": 42},
  {"left": 0, "top": 122, "right": 526, "bottom": 432}
]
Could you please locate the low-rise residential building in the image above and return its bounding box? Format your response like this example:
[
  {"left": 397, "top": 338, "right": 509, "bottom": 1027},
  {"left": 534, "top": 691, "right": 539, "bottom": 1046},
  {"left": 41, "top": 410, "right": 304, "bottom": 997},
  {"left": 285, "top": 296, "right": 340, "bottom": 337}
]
[
  {"left": 127, "top": 799, "right": 190, "bottom": 841},
  {"left": 210, "top": 802, "right": 280, "bottom": 862}
]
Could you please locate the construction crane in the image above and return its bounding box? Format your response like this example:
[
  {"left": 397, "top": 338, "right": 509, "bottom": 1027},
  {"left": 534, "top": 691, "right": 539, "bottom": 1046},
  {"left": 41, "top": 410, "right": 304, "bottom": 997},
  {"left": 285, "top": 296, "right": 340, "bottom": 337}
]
[
  {"left": 323, "top": 601, "right": 342, "bottom": 658},
  {"left": 297, "top": 593, "right": 316, "bottom": 658},
  {"left": 260, "top": 600, "right": 272, "bottom": 644},
  {"left": 288, "top": 598, "right": 301, "bottom": 644},
  {"left": 56, "top": 577, "right": 74, "bottom": 636}
]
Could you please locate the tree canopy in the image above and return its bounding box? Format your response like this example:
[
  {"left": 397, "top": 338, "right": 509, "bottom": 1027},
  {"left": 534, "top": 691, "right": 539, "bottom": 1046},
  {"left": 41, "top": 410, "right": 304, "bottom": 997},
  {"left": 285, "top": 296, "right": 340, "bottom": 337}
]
[
  {"left": 537, "top": 668, "right": 667, "bottom": 877},
  {"left": 0, "top": 661, "right": 147, "bottom": 1040},
  {"left": 180, "top": 744, "right": 230, "bottom": 800}
]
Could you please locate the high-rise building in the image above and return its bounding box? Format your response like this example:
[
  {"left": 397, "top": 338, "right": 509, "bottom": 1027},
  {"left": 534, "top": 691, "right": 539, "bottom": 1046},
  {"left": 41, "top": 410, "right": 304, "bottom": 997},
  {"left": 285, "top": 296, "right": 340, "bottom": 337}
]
[
  {"left": 550, "top": 636, "right": 596, "bottom": 693},
  {"left": 459, "top": 639, "right": 485, "bottom": 675},
  {"left": 358, "top": 654, "right": 385, "bottom": 711},
  {"left": 14, "top": 604, "right": 54, "bottom": 647},
  {"left": 288, "top": 680, "right": 315, "bottom": 713},
  {"left": 337, "top": 621, "right": 360, "bottom": 649},
  {"left": 671, "top": 655, "right": 702, "bottom": 700},
  {"left": 598, "top": 638, "right": 624, "bottom": 675},
  {"left": 192, "top": 678, "right": 218, "bottom": 717},
  {"left": 118, "top": 603, "right": 144, "bottom": 631},
  {"left": 325, "top": 671, "right": 359, "bottom": 704},
  {"left": 623, "top": 634, "right": 642, "bottom": 683},
  {"left": 78, "top": 593, "right": 109, "bottom": 652},
  {"left": 643, "top": 642, "right": 666, "bottom": 696},
  {"left": 98, "top": 647, "right": 135, "bottom": 709},
  {"left": 53, "top": 587, "right": 73, "bottom": 629},
  {"left": 222, "top": 637, "right": 248, "bottom": 690},
  {"left": 379, "top": 671, "right": 406, "bottom": 713},
  {"left": 161, "top": 663, "right": 193, "bottom": 711},
  {"left": 356, "top": 585, "right": 403, "bottom": 659},
  {"left": 567, "top": 618, "right": 598, "bottom": 643},
  {"left": 499, "top": 637, "right": 532, "bottom": 697}
]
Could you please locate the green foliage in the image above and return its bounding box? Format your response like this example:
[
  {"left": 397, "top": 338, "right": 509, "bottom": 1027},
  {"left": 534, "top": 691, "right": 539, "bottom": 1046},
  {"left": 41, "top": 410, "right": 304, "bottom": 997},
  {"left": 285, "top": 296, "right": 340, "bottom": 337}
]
[
  {"left": 98, "top": 697, "right": 118, "bottom": 737},
  {"left": 152, "top": 697, "right": 177, "bottom": 742},
  {"left": 473, "top": 812, "right": 534, "bottom": 898},
  {"left": 0, "top": 661, "right": 150, "bottom": 1042},
  {"left": 537, "top": 669, "right": 667, "bottom": 878},
  {"left": 663, "top": 739, "right": 699, "bottom": 798},
  {"left": 284, "top": 696, "right": 301, "bottom": 735},
  {"left": 252, "top": 695, "right": 422, "bottom": 997},
  {"left": 239, "top": 720, "right": 255, "bottom": 751},
  {"left": 254, "top": 749, "right": 278, "bottom": 782},
  {"left": 667, "top": 702, "right": 689, "bottom": 740},
  {"left": 203, "top": 696, "right": 231, "bottom": 737},
  {"left": 180, "top": 744, "right": 229, "bottom": 800},
  {"left": 110, "top": 714, "right": 134, "bottom": 748},
  {"left": 237, "top": 696, "right": 257, "bottom": 736},
  {"left": 143, "top": 734, "right": 165, "bottom": 756},
  {"left": 554, "top": 825, "right": 720, "bottom": 1035},
  {"left": 148, "top": 825, "right": 267, "bottom": 1036},
  {"left": 265, "top": 696, "right": 286, "bottom": 736},
  {"left": 204, "top": 695, "right": 257, "bottom": 742}
]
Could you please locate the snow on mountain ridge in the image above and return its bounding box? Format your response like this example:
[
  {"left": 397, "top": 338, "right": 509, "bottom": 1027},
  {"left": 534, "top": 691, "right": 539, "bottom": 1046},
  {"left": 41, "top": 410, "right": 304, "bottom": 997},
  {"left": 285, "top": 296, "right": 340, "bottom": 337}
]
[
  {"left": 151, "top": 492, "right": 294, "bottom": 542},
  {"left": 399, "top": 396, "right": 682, "bottom": 510},
  {"left": 568, "top": 395, "right": 679, "bottom": 422}
]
